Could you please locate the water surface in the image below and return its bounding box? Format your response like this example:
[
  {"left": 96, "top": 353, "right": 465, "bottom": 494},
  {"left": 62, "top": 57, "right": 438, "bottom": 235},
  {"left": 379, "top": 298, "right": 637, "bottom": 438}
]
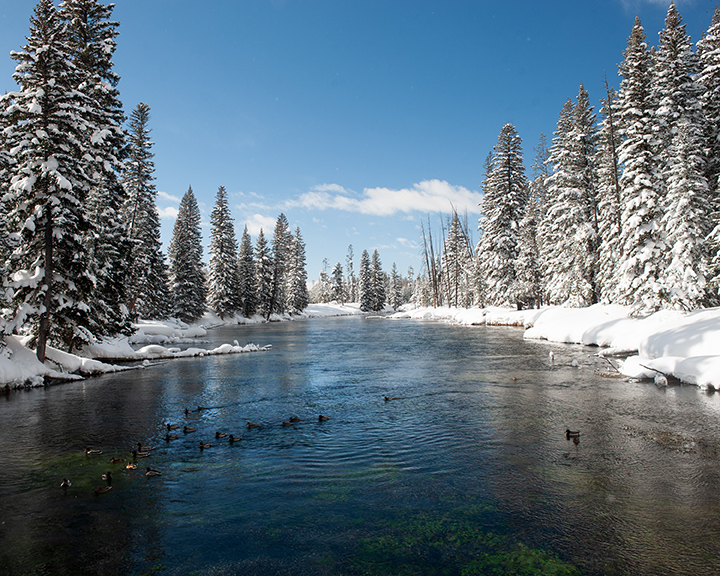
[{"left": 2, "top": 316, "right": 720, "bottom": 575}]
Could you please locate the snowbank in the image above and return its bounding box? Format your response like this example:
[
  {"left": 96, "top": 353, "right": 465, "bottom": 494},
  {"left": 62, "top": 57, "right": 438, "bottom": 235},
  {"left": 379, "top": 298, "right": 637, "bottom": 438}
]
[{"left": 391, "top": 305, "right": 543, "bottom": 326}]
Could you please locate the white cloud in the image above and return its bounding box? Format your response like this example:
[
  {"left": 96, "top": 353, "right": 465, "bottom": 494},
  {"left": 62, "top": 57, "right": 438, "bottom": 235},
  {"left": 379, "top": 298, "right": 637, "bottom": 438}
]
[
  {"left": 158, "top": 206, "right": 178, "bottom": 220},
  {"left": 397, "top": 237, "right": 419, "bottom": 249},
  {"left": 158, "top": 191, "right": 181, "bottom": 203},
  {"left": 242, "top": 213, "right": 277, "bottom": 236},
  {"left": 291, "top": 179, "right": 482, "bottom": 217}
]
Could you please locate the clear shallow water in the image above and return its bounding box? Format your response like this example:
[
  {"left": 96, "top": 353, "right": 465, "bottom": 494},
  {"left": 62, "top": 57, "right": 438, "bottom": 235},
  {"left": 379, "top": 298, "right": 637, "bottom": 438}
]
[{"left": 2, "top": 316, "right": 720, "bottom": 575}]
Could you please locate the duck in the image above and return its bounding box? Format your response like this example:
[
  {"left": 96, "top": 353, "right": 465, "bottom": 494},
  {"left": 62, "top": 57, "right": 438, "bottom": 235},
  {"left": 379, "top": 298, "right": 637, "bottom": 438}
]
[
  {"left": 165, "top": 433, "right": 179, "bottom": 441},
  {"left": 109, "top": 457, "right": 125, "bottom": 464},
  {"left": 383, "top": 396, "right": 393, "bottom": 402},
  {"left": 183, "top": 426, "right": 197, "bottom": 433},
  {"left": 197, "top": 406, "right": 208, "bottom": 411},
  {"left": 145, "top": 467, "right": 162, "bottom": 477},
  {"left": 137, "top": 442, "right": 154, "bottom": 452},
  {"left": 549, "top": 351, "right": 555, "bottom": 364},
  {"left": 565, "top": 429, "right": 581, "bottom": 440},
  {"left": 94, "top": 485, "right": 112, "bottom": 494},
  {"left": 281, "top": 421, "right": 293, "bottom": 427},
  {"left": 289, "top": 416, "right": 300, "bottom": 423},
  {"left": 198, "top": 442, "right": 213, "bottom": 450},
  {"left": 247, "top": 422, "right": 260, "bottom": 429},
  {"left": 101, "top": 471, "right": 113, "bottom": 484},
  {"left": 228, "top": 435, "right": 242, "bottom": 443},
  {"left": 85, "top": 448, "right": 103, "bottom": 456},
  {"left": 318, "top": 415, "right": 330, "bottom": 422},
  {"left": 125, "top": 463, "right": 137, "bottom": 470},
  {"left": 60, "top": 478, "right": 71, "bottom": 488},
  {"left": 166, "top": 423, "right": 180, "bottom": 431},
  {"left": 184, "top": 408, "right": 191, "bottom": 415},
  {"left": 215, "top": 431, "right": 227, "bottom": 439},
  {"left": 132, "top": 449, "right": 150, "bottom": 459}
]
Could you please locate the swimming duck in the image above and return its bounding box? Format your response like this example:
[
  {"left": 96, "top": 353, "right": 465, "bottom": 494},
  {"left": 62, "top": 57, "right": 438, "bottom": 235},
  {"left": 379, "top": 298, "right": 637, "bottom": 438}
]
[
  {"left": 125, "top": 463, "right": 137, "bottom": 470},
  {"left": 383, "top": 396, "right": 393, "bottom": 402},
  {"left": 184, "top": 408, "right": 191, "bottom": 415},
  {"left": 85, "top": 448, "right": 103, "bottom": 456},
  {"left": 183, "top": 426, "right": 197, "bottom": 433},
  {"left": 94, "top": 485, "right": 112, "bottom": 494},
  {"left": 565, "top": 429, "right": 581, "bottom": 440},
  {"left": 132, "top": 449, "right": 150, "bottom": 459},
  {"left": 145, "top": 467, "right": 162, "bottom": 477},
  {"left": 60, "top": 478, "right": 71, "bottom": 488},
  {"left": 197, "top": 406, "right": 208, "bottom": 411},
  {"left": 247, "top": 422, "right": 260, "bottom": 429},
  {"left": 101, "top": 471, "right": 113, "bottom": 484},
  {"left": 109, "top": 457, "right": 125, "bottom": 464},
  {"left": 165, "top": 433, "right": 179, "bottom": 441},
  {"left": 229, "top": 435, "right": 241, "bottom": 443},
  {"left": 137, "top": 442, "right": 154, "bottom": 452},
  {"left": 166, "top": 423, "right": 180, "bottom": 431},
  {"left": 281, "top": 421, "right": 293, "bottom": 427},
  {"left": 215, "top": 431, "right": 227, "bottom": 438},
  {"left": 289, "top": 416, "right": 300, "bottom": 423},
  {"left": 198, "top": 442, "right": 213, "bottom": 450},
  {"left": 318, "top": 415, "right": 330, "bottom": 422}
]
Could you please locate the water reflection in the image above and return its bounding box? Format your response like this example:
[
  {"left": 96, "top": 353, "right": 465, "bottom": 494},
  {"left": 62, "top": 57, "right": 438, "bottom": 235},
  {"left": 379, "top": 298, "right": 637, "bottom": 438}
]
[{"left": 1, "top": 316, "right": 720, "bottom": 575}]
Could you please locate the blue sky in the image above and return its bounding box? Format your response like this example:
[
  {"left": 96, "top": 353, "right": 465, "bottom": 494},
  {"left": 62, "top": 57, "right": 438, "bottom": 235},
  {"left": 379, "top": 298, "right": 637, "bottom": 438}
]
[{"left": 0, "top": 0, "right": 716, "bottom": 280}]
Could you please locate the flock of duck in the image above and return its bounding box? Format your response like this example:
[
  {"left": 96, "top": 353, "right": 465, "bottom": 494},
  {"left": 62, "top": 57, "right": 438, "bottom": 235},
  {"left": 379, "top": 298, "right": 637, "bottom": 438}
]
[{"left": 60, "top": 405, "right": 333, "bottom": 495}]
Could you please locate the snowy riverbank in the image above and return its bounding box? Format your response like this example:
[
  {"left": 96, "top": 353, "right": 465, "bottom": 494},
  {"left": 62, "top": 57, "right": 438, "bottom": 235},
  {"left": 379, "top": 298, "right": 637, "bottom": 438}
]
[{"left": 392, "top": 304, "right": 720, "bottom": 390}]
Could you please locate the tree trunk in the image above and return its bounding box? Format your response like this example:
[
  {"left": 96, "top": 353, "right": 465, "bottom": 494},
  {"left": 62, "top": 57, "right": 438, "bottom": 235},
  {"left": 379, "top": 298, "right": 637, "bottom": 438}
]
[{"left": 36, "top": 203, "right": 54, "bottom": 363}]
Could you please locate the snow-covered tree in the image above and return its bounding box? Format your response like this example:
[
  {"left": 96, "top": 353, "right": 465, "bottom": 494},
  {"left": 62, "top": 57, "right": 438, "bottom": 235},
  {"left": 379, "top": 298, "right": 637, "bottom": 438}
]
[
  {"left": 237, "top": 226, "right": 257, "bottom": 317},
  {"left": 371, "top": 249, "right": 386, "bottom": 312},
  {"left": 168, "top": 187, "right": 206, "bottom": 322},
  {"left": 614, "top": 17, "right": 665, "bottom": 312},
  {"left": 268, "top": 213, "right": 292, "bottom": 318},
  {"left": 442, "top": 212, "right": 473, "bottom": 307},
  {"left": 389, "top": 262, "right": 403, "bottom": 311},
  {"left": 207, "top": 185, "right": 240, "bottom": 319},
  {"left": 331, "top": 262, "right": 344, "bottom": 304},
  {"left": 60, "top": 0, "right": 131, "bottom": 338},
  {"left": 122, "top": 102, "right": 170, "bottom": 319},
  {"left": 359, "top": 250, "right": 373, "bottom": 312},
  {"left": 254, "top": 229, "right": 273, "bottom": 318},
  {"left": 345, "top": 245, "right": 357, "bottom": 303},
  {"left": 475, "top": 123, "right": 529, "bottom": 307},
  {"left": 514, "top": 197, "right": 542, "bottom": 308},
  {"left": 286, "top": 226, "right": 308, "bottom": 314},
  {"left": 1, "top": 0, "right": 95, "bottom": 359}
]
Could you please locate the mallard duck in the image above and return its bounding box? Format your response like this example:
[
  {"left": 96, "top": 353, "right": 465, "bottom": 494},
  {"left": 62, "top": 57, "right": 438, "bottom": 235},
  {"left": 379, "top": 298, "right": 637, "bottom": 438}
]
[
  {"left": 85, "top": 448, "right": 103, "bottom": 456},
  {"left": 109, "top": 457, "right": 125, "bottom": 464},
  {"left": 132, "top": 449, "right": 150, "bottom": 459},
  {"left": 229, "top": 435, "right": 241, "bottom": 443},
  {"left": 166, "top": 423, "right": 180, "bottom": 431},
  {"left": 125, "top": 463, "right": 137, "bottom": 470},
  {"left": 101, "top": 471, "right": 113, "bottom": 483},
  {"left": 281, "top": 421, "right": 293, "bottom": 427},
  {"left": 383, "top": 396, "right": 393, "bottom": 402},
  {"left": 165, "top": 433, "right": 179, "bottom": 441},
  {"left": 184, "top": 407, "right": 191, "bottom": 415},
  {"left": 94, "top": 485, "right": 112, "bottom": 494},
  {"left": 215, "top": 431, "right": 227, "bottom": 438},
  {"left": 145, "top": 467, "right": 162, "bottom": 477},
  {"left": 318, "top": 415, "right": 330, "bottom": 422},
  {"left": 289, "top": 416, "right": 300, "bottom": 423},
  {"left": 198, "top": 442, "right": 212, "bottom": 450},
  {"left": 60, "top": 478, "right": 71, "bottom": 488},
  {"left": 137, "top": 442, "right": 154, "bottom": 452},
  {"left": 197, "top": 406, "right": 208, "bottom": 411},
  {"left": 247, "top": 422, "right": 260, "bottom": 429},
  {"left": 183, "top": 426, "right": 197, "bottom": 433},
  {"left": 565, "top": 429, "right": 581, "bottom": 439}
]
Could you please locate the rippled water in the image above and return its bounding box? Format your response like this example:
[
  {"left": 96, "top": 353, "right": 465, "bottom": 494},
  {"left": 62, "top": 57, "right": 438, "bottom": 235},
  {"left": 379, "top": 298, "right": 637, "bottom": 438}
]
[{"left": 2, "top": 316, "right": 720, "bottom": 575}]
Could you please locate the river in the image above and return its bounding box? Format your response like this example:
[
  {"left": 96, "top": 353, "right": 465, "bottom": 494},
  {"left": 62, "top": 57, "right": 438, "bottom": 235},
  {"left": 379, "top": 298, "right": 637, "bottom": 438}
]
[{"left": 1, "top": 315, "right": 720, "bottom": 575}]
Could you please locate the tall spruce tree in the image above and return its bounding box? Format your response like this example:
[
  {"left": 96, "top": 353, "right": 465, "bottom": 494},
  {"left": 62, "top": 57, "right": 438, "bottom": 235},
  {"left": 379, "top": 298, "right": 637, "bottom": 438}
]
[
  {"left": 59, "top": 0, "right": 131, "bottom": 338},
  {"left": 390, "top": 263, "right": 403, "bottom": 311},
  {"left": 207, "top": 185, "right": 240, "bottom": 319},
  {"left": 1, "top": 0, "right": 95, "bottom": 359},
  {"left": 122, "top": 102, "right": 170, "bottom": 319},
  {"left": 475, "top": 123, "right": 529, "bottom": 307},
  {"left": 614, "top": 17, "right": 665, "bottom": 312},
  {"left": 359, "top": 249, "right": 373, "bottom": 312},
  {"left": 268, "top": 213, "right": 292, "bottom": 318},
  {"left": 168, "top": 187, "right": 206, "bottom": 322},
  {"left": 286, "top": 226, "right": 308, "bottom": 314},
  {"left": 371, "top": 250, "right": 386, "bottom": 312},
  {"left": 238, "top": 226, "right": 257, "bottom": 317},
  {"left": 331, "top": 263, "right": 345, "bottom": 304},
  {"left": 254, "top": 229, "right": 273, "bottom": 318}
]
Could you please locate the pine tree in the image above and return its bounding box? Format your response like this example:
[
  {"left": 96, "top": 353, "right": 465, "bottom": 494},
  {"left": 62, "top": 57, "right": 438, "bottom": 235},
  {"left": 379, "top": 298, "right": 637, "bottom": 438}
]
[
  {"left": 238, "top": 226, "right": 257, "bottom": 317},
  {"left": 475, "top": 123, "right": 529, "bottom": 307},
  {"left": 286, "top": 227, "right": 308, "bottom": 314},
  {"left": 59, "top": 0, "right": 131, "bottom": 338},
  {"left": 359, "top": 249, "right": 373, "bottom": 312},
  {"left": 514, "top": 198, "right": 542, "bottom": 308},
  {"left": 389, "top": 262, "right": 403, "bottom": 311},
  {"left": 268, "top": 213, "right": 292, "bottom": 318},
  {"left": 442, "top": 212, "right": 473, "bottom": 307},
  {"left": 1, "top": 0, "right": 95, "bottom": 359},
  {"left": 331, "top": 262, "right": 345, "bottom": 304},
  {"left": 345, "top": 245, "right": 357, "bottom": 303},
  {"left": 614, "top": 17, "right": 665, "bottom": 312},
  {"left": 254, "top": 229, "right": 273, "bottom": 318},
  {"left": 122, "top": 102, "right": 170, "bottom": 319},
  {"left": 168, "top": 187, "right": 206, "bottom": 322},
  {"left": 207, "top": 186, "right": 240, "bottom": 319},
  {"left": 371, "top": 250, "right": 386, "bottom": 312}
]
